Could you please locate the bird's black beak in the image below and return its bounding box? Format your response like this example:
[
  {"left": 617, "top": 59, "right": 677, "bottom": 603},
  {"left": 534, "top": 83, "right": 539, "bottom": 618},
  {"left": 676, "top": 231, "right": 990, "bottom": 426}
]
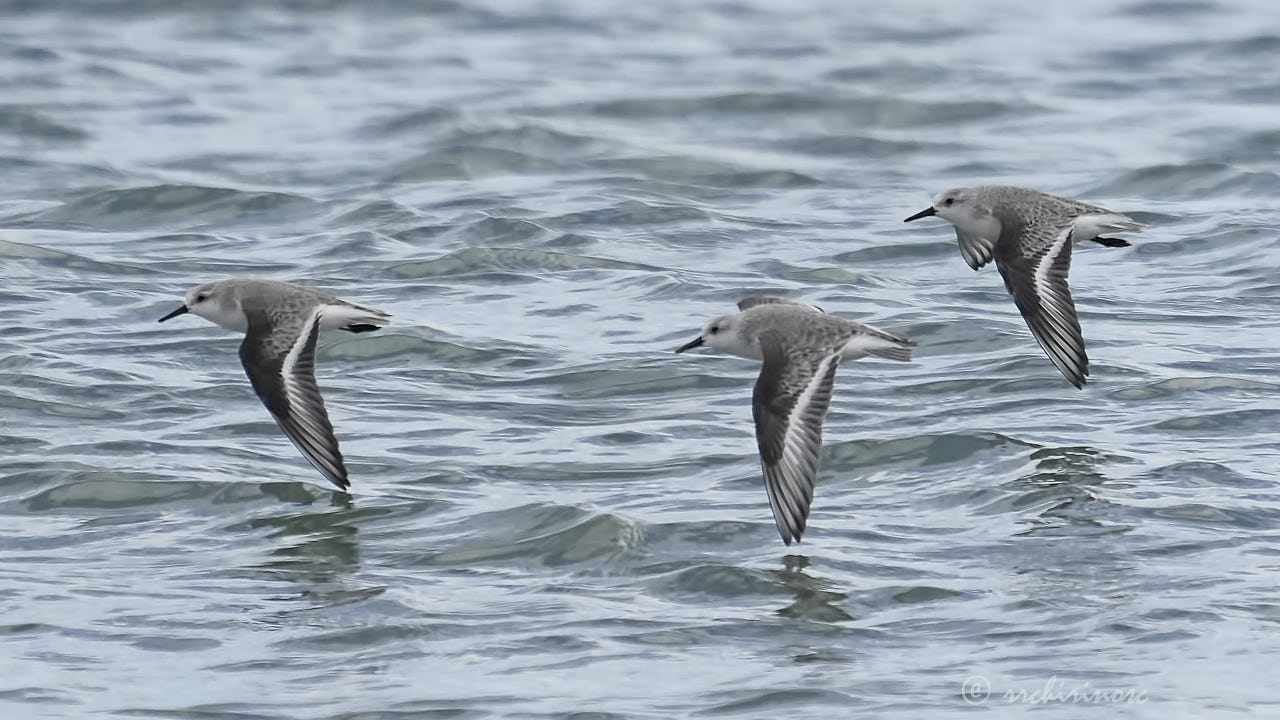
[
  {"left": 903, "top": 206, "right": 937, "bottom": 222},
  {"left": 158, "top": 305, "right": 189, "bottom": 323},
  {"left": 675, "top": 336, "right": 704, "bottom": 354}
]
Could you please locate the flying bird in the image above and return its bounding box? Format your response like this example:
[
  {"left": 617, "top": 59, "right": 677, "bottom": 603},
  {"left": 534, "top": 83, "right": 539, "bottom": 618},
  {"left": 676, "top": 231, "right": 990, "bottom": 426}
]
[
  {"left": 159, "top": 278, "right": 390, "bottom": 490},
  {"left": 905, "top": 185, "right": 1143, "bottom": 388},
  {"left": 676, "top": 296, "right": 914, "bottom": 545}
]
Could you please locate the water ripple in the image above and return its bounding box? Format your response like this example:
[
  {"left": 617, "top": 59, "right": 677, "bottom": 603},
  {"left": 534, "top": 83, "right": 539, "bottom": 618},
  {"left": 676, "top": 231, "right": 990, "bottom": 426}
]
[{"left": 2, "top": 0, "right": 1277, "bottom": 717}]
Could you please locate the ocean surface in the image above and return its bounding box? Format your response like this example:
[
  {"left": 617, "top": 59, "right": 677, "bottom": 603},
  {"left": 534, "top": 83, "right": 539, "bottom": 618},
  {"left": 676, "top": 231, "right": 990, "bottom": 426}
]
[{"left": 2, "top": 0, "right": 1279, "bottom": 717}]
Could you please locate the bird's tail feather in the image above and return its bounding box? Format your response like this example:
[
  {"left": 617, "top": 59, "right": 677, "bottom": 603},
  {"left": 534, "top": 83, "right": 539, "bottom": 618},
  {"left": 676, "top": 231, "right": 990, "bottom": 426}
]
[
  {"left": 325, "top": 302, "right": 392, "bottom": 333},
  {"left": 868, "top": 340, "right": 915, "bottom": 362},
  {"left": 851, "top": 328, "right": 916, "bottom": 362}
]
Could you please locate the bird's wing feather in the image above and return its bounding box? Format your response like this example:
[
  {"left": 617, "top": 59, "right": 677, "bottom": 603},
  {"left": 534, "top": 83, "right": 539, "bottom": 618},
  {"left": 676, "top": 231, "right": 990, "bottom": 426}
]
[
  {"left": 238, "top": 306, "right": 350, "bottom": 489},
  {"left": 957, "top": 229, "right": 997, "bottom": 270},
  {"left": 738, "top": 295, "right": 824, "bottom": 313},
  {"left": 995, "top": 220, "right": 1088, "bottom": 388},
  {"left": 752, "top": 330, "right": 841, "bottom": 545}
]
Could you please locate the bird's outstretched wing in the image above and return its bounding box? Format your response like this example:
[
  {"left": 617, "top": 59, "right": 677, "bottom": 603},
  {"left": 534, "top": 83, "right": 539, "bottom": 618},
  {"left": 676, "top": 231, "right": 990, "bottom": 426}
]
[
  {"left": 751, "top": 331, "right": 841, "bottom": 545},
  {"left": 238, "top": 306, "right": 350, "bottom": 489},
  {"left": 738, "top": 295, "right": 824, "bottom": 313},
  {"left": 995, "top": 221, "right": 1088, "bottom": 388}
]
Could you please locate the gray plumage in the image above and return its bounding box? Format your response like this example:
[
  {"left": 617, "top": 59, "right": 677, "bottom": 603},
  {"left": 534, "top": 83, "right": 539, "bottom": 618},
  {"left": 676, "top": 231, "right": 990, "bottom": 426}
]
[
  {"left": 905, "top": 185, "right": 1144, "bottom": 388},
  {"left": 737, "top": 295, "right": 825, "bottom": 313},
  {"left": 159, "top": 278, "right": 391, "bottom": 490},
  {"left": 676, "top": 297, "right": 915, "bottom": 545}
]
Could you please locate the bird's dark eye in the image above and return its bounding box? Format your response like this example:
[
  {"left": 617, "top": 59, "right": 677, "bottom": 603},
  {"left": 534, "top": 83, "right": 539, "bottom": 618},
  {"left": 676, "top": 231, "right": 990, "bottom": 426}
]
[
  {"left": 943, "top": 197, "right": 955, "bottom": 206},
  {"left": 195, "top": 294, "right": 207, "bottom": 303},
  {"left": 709, "top": 325, "right": 720, "bottom": 334}
]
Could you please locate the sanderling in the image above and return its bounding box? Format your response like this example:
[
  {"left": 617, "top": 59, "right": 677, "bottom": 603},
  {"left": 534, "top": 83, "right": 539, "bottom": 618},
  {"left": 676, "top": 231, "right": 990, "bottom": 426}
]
[
  {"left": 904, "top": 185, "right": 1143, "bottom": 388},
  {"left": 675, "top": 296, "right": 915, "bottom": 545},
  {"left": 158, "top": 278, "right": 391, "bottom": 490}
]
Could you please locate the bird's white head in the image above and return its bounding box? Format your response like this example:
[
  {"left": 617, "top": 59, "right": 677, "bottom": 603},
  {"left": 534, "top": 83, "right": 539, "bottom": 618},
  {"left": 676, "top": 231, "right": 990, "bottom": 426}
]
[
  {"left": 905, "top": 186, "right": 1001, "bottom": 240},
  {"left": 675, "top": 312, "right": 757, "bottom": 359},
  {"left": 158, "top": 280, "right": 248, "bottom": 332}
]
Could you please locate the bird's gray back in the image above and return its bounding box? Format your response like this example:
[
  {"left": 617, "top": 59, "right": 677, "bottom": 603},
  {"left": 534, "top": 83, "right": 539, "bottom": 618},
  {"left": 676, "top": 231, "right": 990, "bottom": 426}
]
[
  {"left": 231, "top": 280, "right": 332, "bottom": 313},
  {"left": 740, "top": 305, "right": 856, "bottom": 355},
  {"left": 978, "top": 185, "right": 1109, "bottom": 228},
  {"left": 232, "top": 281, "right": 335, "bottom": 359}
]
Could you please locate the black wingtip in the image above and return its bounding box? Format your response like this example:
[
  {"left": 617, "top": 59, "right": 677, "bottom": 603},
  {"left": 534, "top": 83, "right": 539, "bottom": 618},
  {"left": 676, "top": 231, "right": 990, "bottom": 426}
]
[
  {"left": 777, "top": 519, "right": 805, "bottom": 546},
  {"left": 1091, "top": 236, "right": 1131, "bottom": 248},
  {"left": 344, "top": 323, "right": 382, "bottom": 333},
  {"left": 1061, "top": 368, "right": 1088, "bottom": 389}
]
